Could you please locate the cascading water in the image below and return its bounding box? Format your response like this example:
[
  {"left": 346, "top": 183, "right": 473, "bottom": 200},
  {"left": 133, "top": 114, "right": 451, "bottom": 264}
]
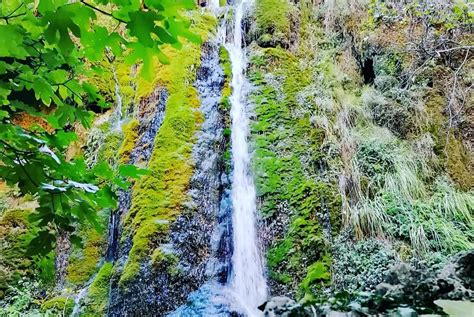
[
  {"left": 225, "top": 0, "right": 267, "bottom": 313},
  {"left": 169, "top": 3, "right": 267, "bottom": 315},
  {"left": 208, "top": 0, "right": 220, "bottom": 9},
  {"left": 111, "top": 65, "right": 124, "bottom": 130}
]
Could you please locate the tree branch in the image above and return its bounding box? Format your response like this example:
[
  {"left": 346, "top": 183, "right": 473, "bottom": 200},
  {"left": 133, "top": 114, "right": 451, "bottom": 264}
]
[
  {"left": 80, "top": 0, "right": 127, "bottom": 24},
  {"left": 0, "top": 2, "right": 26, "bottom": 24},
  {"left": 436, "top": 46, "right": 474, "bottom": 54}
]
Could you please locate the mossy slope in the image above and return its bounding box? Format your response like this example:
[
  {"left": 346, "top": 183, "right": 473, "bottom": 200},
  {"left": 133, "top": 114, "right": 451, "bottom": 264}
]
[{"left": 119, "top": 13, "right": 217, "bottom": 285}]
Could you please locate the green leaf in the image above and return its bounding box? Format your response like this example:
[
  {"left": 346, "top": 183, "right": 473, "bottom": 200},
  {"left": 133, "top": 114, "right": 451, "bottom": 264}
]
[
  {"left": 33, "top": 77, "right": 54, "bottom": 106},
  {"left": 127, "top": 11, "right": 162, "bottom": 47},
  {"left": 42, "top": 4, "right": 94, "bottom": 54},
  {"left": 0, "top": 110, "right": 9, "bottom": 119},
  {"left": 119, "top": 164, "right": 151, "bottom": 179},
  {"left": 0, "top": 25, "right": 29, "bottom": 59},
  {"left": 26, "top": 230, "right": 56, "bottom": 256},
  {"left": 37, "top": 0, "right": 68, "bottom": 14}
]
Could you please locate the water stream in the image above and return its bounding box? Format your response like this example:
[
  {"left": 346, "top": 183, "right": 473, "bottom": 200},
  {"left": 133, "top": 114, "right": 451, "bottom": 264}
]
[
  {"left": 111, "top": 64, "right": 124, "bottom": 130},
  {"left": 225, "top": 0, "right": 268, "bottom": 313}
]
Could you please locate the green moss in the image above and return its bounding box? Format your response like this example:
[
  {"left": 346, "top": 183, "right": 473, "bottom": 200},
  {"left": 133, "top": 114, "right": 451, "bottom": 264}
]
[
  {"left": 0, "top": 208, "right": 34, "bottom": 294},
  {"left": 300, "top": 255, "right": 331, "bottom": 294},
  {"left": 425, "top": 90, "right": 473, "bottom": 190},
  {"left": 82, "top": 262, "right": 113, "bottom": 315},
  {"left": 255, "top": 0, "right": 293, "bottom": 47},
  {"left": 41, "top": 296, "right": 74, "bottom": 316},
  {"left": 97, "top": 131, "right": 123, "bottom": 165},
  {"left": 219, "top": 45, "right": 233, "bottom": 173},
  {"left": 88, "top": 55, "right": 136, "bottom": 114},
  {"left": 219, "top": 46, "right": 232, "bottom": 112},
  {"left": 118, "top": 13, "right": 217, "bottom": 285},
  {"left": 151, "top": 248, "right": 180, "bottom": 276},
  {"left": 66, "top": 227, "right": 104, "bottom": 286},
  {"left": 249, "top": 46, "right": 341, "bottom": 298},
  {"left": 118, "top": 118, "right": 139, "bottom": 163},
  {"left": 445, "top": 135, "right": 473, "bottom": 190},
  {"left": 267, "top": 237, "right": 293, "bottom": 269}
]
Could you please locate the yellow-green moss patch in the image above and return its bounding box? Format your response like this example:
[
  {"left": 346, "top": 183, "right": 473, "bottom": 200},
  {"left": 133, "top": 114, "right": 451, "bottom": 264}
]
[
  {"left": 66, "top": 228, "right": 104, "bottom": 286},
  {"left": 82, "top": 262, "right": 114, "bottom": 315},
  {"left": 118, "top": 13, "right": 217, "bottom": 285},
  {"left": 118, "top": 119, "right": 139, "bottom": 163},
  {"left": 41, "top": 296, "right": 74, "bottom": 316}
]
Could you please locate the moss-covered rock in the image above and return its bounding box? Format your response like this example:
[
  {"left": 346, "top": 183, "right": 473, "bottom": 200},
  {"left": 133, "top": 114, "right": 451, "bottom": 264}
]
[
  {"left": 118, "top": 12, "right": 217, "bottom": 286},
  {"left": 118, "top": 119, "right": 139, "bottom": 164},
  {"left": 41, "top": 295, "right": 74, "bottom": 316},
  {"left": 97, "top": 131, "right": 123, "bottom": 165},
  {"left": 248, "top": 43, "right": 341, "bottom": 299},
  {"left": 252, "top": 0, "right": 298, "bottom": 48},
  {"left": 425, "top": 90, "right": 473, "bottom": 190},
  {"left": 66, "top": 227, "right": 104, "bottom": 286},
  {"left": 0, "top": 208, "right": 33, "bottom": 295},
  {"left": 82, "top": 262, "right": 114, "bottom": 315}
]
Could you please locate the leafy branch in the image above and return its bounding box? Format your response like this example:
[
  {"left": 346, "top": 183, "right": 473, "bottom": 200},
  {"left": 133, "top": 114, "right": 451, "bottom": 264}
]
[{"left": 0, "top": 0, "right": 199, "bottom": 256}]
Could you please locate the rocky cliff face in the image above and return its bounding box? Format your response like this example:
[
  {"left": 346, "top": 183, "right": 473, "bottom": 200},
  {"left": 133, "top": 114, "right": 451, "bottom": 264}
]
[{"left": 0, "top": 1, "right": 472, "bottom": 316}]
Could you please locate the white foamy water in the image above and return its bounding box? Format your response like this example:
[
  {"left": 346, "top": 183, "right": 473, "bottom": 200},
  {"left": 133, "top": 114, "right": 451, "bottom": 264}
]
[
  {"left": 224, "top": 0, "right": 267, "bottom": 314},
  {"left": 208, "top": 0, "right": 220, "bottom": 9},
  {"left": 111, "top": 64, "right": 124, "bottom": 130}
]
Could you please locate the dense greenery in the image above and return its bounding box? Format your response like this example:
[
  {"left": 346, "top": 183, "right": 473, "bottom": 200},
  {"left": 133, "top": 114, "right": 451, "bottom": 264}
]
[
  {"left": 0, "top": 0, "right": 472, "bottom": 315},
  {"left": 249, "top": 0, "right": 473, "bottom": 311},
  {"left": 0, "top": 0, "right": 198, "bottom": 254}
]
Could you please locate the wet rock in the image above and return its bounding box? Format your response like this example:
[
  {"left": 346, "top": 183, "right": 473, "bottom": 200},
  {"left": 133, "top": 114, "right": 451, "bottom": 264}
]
[
  {"left": 375, "top": 249, "right": 474, "bottom": 311},
  {"left": 108, "top": 40, "right": 231, "bottom": 316},
  {"left": 168, "top": 283, "right": 237, "bottom": 317},
  {"left": 260, "top": 297, "right": 309, "bottom": 316}
]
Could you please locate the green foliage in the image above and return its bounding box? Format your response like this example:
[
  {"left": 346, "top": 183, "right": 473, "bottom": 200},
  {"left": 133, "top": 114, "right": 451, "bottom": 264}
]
[
  {"left": 82, "top": 262, "right": 113, "bottom": 315},
  {"left": 300, "top": 256, "right": 331, "bottom": 295},
  {"left": 249, "top": 47, "right": 341, "bottom": 297},
  {"left": 351, "top": 133, "right": 474, "bottom": 254},
  {"left": 0, "top": 0, "right": 199, "bottom": 255},
  {"left": 332, "top": 234, "right": 397, "bottom": 292},
  {"left": 0, "top": 277, "right": 72, "bottom": 316},
  {"left": 254, "top": 0, "right": 294, "bottom": 47},
  {"left": 41, "top": 295, "right": 74, "bottom": 316}
]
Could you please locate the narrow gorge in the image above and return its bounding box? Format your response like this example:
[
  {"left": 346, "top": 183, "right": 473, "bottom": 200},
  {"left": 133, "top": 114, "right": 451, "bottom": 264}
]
[{"left": 0, "top": 0, "right": 473, "bottom": 316}]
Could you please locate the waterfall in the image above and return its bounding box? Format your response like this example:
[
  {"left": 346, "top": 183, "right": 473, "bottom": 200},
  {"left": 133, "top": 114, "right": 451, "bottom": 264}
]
[
  {"left": 225, "top": 0, "right": 267, "bottom": 313},
  {"left": 208, "top": 0, "right": 220, "bottom": 9},
  {"left": 111, "top": 64, "right": 123, "bottom": 130}
]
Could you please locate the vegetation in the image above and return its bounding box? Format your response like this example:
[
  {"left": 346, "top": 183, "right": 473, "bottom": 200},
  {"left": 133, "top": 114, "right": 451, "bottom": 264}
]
[
  {"left": 118, "top": 119, "right": 139, "bottom": 164},
  {"left": 1, "top": 0, "right": 472, "bottom": 315},
  {"left": 119, "top": 12, "right": 217, "bottom": 285},
  {"left": 249, "top": 45, "right": 341, "bottom": 297},
  {"left": 253, "top": 0, "right": 295, "bottom": 47},
  {"left": 249, "top": 0, "right": 473, "bottom": 309},
  {"left": 82, "top": 262, "right": 114, "bottom": 315},
  {"left": 0, "top": 0, "right": 199, "bottom": 255}
]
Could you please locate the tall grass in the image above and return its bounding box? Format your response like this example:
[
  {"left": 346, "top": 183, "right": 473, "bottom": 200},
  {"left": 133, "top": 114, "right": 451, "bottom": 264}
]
[{"left": 348, "top": 128, "right": 474, "bottom": 254}]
